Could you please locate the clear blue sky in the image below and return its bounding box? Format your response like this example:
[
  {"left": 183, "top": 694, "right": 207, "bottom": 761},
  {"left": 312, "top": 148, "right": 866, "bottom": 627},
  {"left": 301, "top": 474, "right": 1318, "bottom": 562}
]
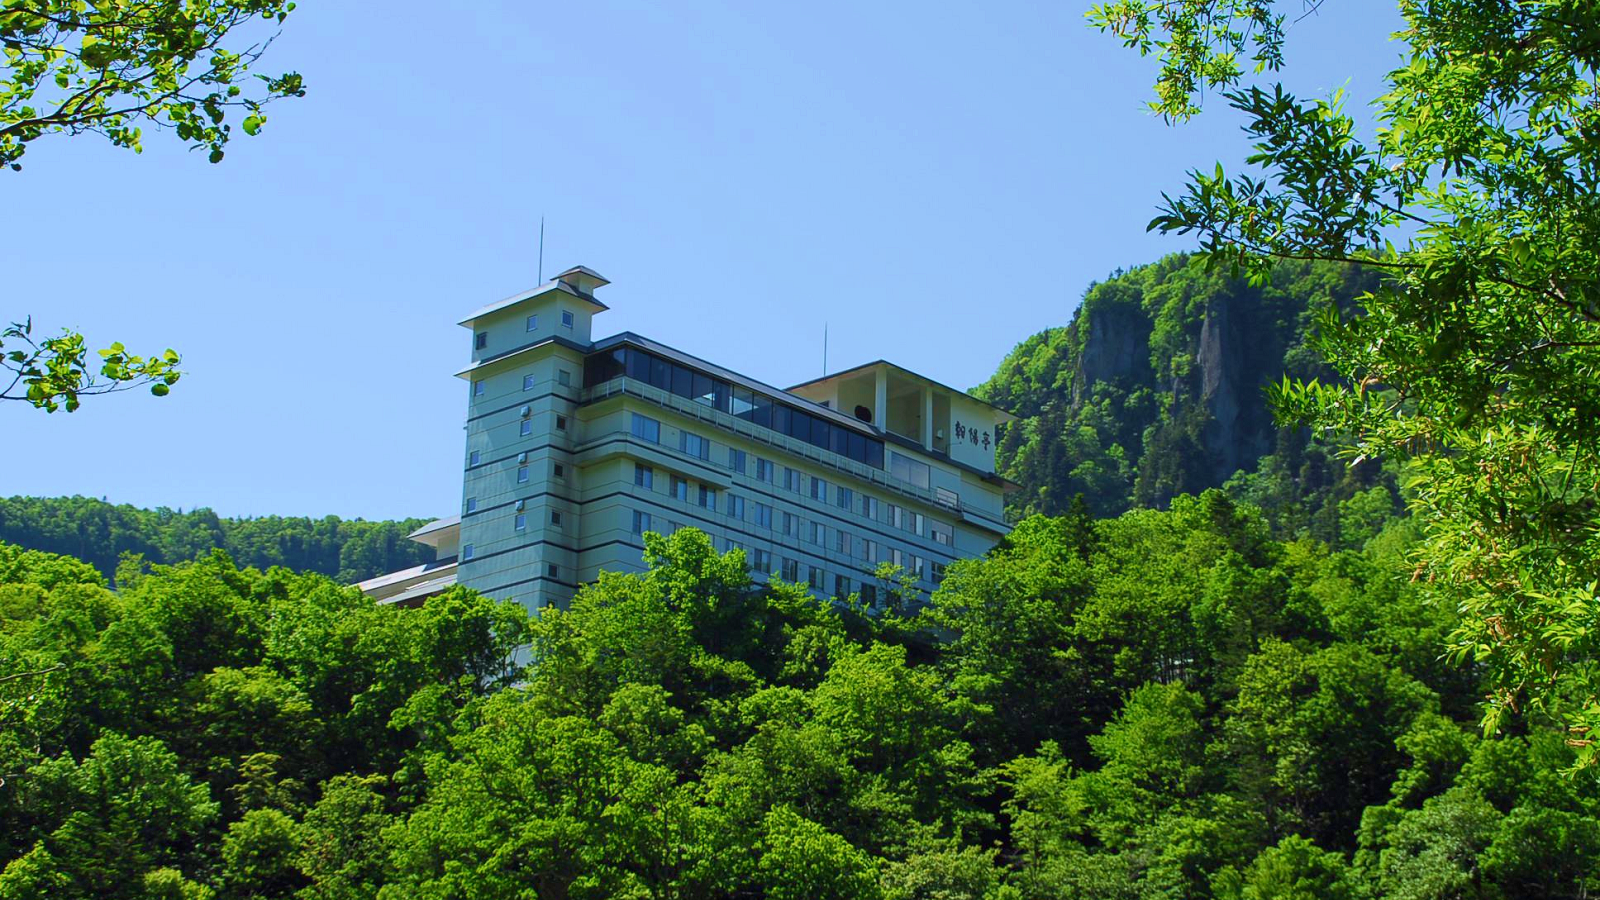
[{"left": 2, "top": 0, "right": 1404, "bottom": 521}]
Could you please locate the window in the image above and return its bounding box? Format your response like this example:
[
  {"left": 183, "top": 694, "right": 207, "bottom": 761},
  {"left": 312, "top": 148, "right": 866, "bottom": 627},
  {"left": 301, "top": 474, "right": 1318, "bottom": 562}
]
[
  {"left": 561, "top": 310, "right": 574, "bottom": 328},
  {"left": 888, "top": 504, "right": 905, "bottom": 530},
  {"left": 465, "top": 497, "right": 478, "bottom": 513},
  {"left": 670, "top": 476, "right": 688, "bottom": 502},
  {"left": 547, "top": 563, "right": 560, "bottom": 578},
  {"left": 550, "top": 511, "right": 563, "bottom": 527},
  {"left": 667, "top": 520, "right": 682, "bottom": 534},
  {"left": 909, "top": 554, "right": 924, "bottom": 578},
  {"left": 526, "top": 314, "right": 538, "bottom": 331},
  {"left": 517, "top": 466, "right": 529, "bottom": 483},
  {"left": 553, "top": 464, "right": 566, "bottom": 479},
  {"left": 752, "top": 548, "right": 771, "bottom": 572},
  {"left": 754, "top": 502, "right": 773, "bottom": 529},
  {"left": 889, "top": 452, "right": 932, "bottom": 489},
  {"left": 524, "top": 374, "right": 535, "bottom": 391},
  {"left": 836, "top": 486, "right": 854, "bottom": 509},
  {"left": 782, "top": 558, "right": 800, "bottom": 582},
  {"left": 861, "top": 539, "right": 877, "bottom": 562},
  {"left": 558, "top": 369, "right": 571, "bottom": 386},
  {"left": 810, "top": 476, "right": 829, "bottom": 502},
  {"left": 860, "top": 583, "right": 877, "bottom": 606},
  {"left": 931, "top": 562, "right": 947, "bottom": 583},
  {"left": 731, "top": 387, "right": 755, "bottom": 419},
  {"left": 632, "top": 510, "right": 651, "bottom": 535},
  {"left": 634, "top": 464, "right": 654, "bottom": 489},
  {"left": 755, "top": 457, "right": 774, "bottom": 482},
  {"left": 807, "top": 566, "right": 824, "bottom": 590},
  {"left": 782, "top": 512, "right": 798, "bottom": 536},
  {"left": 836, "top": 529, "right": 851, "bottom": 554},
  {"left": 475, "top": 332, "right": 487, "bottom": 350},
  {"left": 728, "top": 448, "right": 747, "bottom": 474},
  {"left": 631, "top": 413, "right": 661, "bottom": 443},
  {"left": 891, "top": 548, "right": 905, "bottom": 568},
  {"left": 930, "top": 521, "right": 954, "bottom": 547},
  {"left": 520, "top": 420, "right": 533, "bottom": 437},
  {"left": 555, "top": 415, "right": 567, "bottom": 431},
  {"left": 692, "top": 372, "right": 720, "bottom": 408},
  {"left": 908, "top": 512, "right": 924, "bottom": 536},
  {"left": 834, "top": 574, "right": 851, "bottom": 598},
  {"left": 784, "top": 467, "right": 802, "bottom": 492},
  {"left": 808, "top": 521, "right": 825, "bottom": 545},
  {"left": 473, "top": 380, "right": 485, "bottom": 397},
  {"left": 515, "top": 513, "right": 526, "bottom": 530},
  {"left": 462, "top": 543, "right": 475, "bottom": 560},
  {"left": 469, "top": 450, "right": 480, "bottom": 466},
  {"left": 861, "top": 496, "right": 879, "bottom": 519},
  {"left": 681, "top": 431, "right": 710, "bottom": 460},
  {"left": 727, "top": 494, "right": 745, "bottom": 519},
  {"left": 725, "top": 538, "right": 745, "bottom": 555},
  {"left": 697, "top": 484, "right": 716, "bottom": 509}
]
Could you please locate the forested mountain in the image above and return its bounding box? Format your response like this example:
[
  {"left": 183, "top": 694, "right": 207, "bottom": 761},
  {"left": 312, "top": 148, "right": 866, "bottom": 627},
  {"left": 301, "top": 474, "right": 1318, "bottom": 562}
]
[
  {"left": 3, "top": 504, "right": 1594, "bottom": 899},
  {"left": 977, "top": 255, "right": 1399, "bottom": 542},
  {"left": 0, "top": 496, "right": 434, "bottom": 584}
]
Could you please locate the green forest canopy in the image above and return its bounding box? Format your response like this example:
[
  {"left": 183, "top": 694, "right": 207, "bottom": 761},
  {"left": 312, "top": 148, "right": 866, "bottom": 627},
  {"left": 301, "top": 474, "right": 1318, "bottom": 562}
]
[
  {"left": 2, "top": 502, "right": 1595, "bottom": 899},
  {"left": 0, "top": 496, "right": 435, "bottom": 585}
]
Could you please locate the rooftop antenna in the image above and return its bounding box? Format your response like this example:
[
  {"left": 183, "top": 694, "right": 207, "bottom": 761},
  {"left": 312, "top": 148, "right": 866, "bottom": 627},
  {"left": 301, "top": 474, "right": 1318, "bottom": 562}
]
[{"left": 538, "top": 216, "right": 545, "bottom": 283}]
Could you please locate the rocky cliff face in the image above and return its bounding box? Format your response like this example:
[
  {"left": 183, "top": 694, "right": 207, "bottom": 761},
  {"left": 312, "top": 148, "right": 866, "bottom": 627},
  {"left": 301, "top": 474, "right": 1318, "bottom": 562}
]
[
  {"left": 1195, "top": 293, "right": 1275, "bottom": 486},
  {"left": 978, "top": 254, "right": 1379, "bottom": 518},
  {"left": 1074, "top": 300, "right": 1153, "bottom": 405}
]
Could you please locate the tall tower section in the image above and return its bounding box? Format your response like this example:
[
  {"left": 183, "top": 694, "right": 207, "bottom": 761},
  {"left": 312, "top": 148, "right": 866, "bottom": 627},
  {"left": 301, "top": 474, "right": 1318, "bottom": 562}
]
[{"left": 454, "top": 267, "right": 609, "bottom": 611}]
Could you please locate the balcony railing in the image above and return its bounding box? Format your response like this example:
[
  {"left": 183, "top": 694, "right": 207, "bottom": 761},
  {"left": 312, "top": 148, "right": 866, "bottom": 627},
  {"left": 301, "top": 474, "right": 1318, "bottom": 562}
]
[{"left": 586, "top": 376, "right": 966, "bottom": 513}]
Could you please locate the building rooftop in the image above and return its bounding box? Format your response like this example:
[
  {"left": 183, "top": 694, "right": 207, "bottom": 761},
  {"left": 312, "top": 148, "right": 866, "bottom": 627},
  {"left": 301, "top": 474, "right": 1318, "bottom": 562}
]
[
  {"left": 788, "top": 359, "right": 1017, "bottom": 423},
  {"left": 457, "top": 270, "right": 609, "bottom": 328}
]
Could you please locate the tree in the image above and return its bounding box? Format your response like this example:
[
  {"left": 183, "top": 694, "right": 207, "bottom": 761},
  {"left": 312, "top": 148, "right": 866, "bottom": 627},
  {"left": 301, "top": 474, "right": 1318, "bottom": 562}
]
[
  {"left": 3, "top": 1, "right": 308, "bottom": 411},
  {"left": 2, "top": 318, "right": 180, "bottom": 412},
  {"left": 0, "top": 0, "right": 304, "bottom": 171},
  {"left": 1213, "top": 835, "right": 1360, "bottom": 900},
  {"left": 758, "top": 806, "right": 883, "bottom": 900},
  {"left": 0, "top": 732, "right": 219, "bottom": 900},
  {"left": 1092, "top": 0, "right": 1600, "bottom": 765}
]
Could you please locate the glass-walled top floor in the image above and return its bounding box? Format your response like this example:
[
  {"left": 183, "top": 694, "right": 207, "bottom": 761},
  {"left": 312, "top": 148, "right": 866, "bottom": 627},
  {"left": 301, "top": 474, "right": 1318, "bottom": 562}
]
[{"left": 584, "top": 345, "right": 887, "bottom": 469}]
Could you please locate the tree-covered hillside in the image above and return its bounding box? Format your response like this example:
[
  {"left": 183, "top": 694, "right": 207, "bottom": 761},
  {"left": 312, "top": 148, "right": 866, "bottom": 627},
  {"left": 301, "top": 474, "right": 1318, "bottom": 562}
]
[
  {"left": 3, "top": 509, "right": 1595, "bottom": 899},
  {"left": 0, "top": 496, "right": 435, "bottom": 584},
  {"left": 977, "top": 255, "right": 1396, "bottom": 540}
]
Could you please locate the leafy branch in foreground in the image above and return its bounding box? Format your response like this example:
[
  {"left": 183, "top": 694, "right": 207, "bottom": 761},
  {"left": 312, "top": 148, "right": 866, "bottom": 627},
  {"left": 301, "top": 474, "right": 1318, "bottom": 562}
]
[
  {"left": 2, "top": 318, "right": 180, "bottom": 412},
  {"left": 1094, "top": 0, "right": 1600, "bottom": 766},
  {"left": 0, "top": 0, "right": 306, "bottom": 170}
]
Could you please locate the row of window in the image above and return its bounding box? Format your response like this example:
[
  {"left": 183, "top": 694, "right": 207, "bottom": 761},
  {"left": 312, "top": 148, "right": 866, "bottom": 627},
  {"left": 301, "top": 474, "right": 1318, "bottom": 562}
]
[
  {"left": 460, "top": 541, "right": 564, "bottom": 581},
  {"left": 588, "top": 346, "right": 887, "bottom": 467},
  {"left": 465, "top": 411, "right": 569, "bottom": 471},
  {"left": 471, "top": 311, "right": 576, "bottom": 352},
  {"left": 523, "top": 369, "right": 572, "bottom": 391},
  {"left": 474, "top": 368, "right": 576, "bottom": 398},
  {"left": 632, "top": 460, "right": 948, "bottom": 575},
  {"left": 630, "top": 413, "right": 955, "bottom": 546},
  {"left": 464, "top": 497, "right": 567, "bottom": 529},
  {"left": 629, "top": 510, "right": 937, "bottom": 598}
]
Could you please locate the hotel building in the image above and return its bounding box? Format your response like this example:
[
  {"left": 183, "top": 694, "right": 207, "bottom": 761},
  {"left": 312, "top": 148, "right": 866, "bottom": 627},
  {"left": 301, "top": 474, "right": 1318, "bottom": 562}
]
[{"left": 357, "top": 266, "right": 1015, "bottom": 612}]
